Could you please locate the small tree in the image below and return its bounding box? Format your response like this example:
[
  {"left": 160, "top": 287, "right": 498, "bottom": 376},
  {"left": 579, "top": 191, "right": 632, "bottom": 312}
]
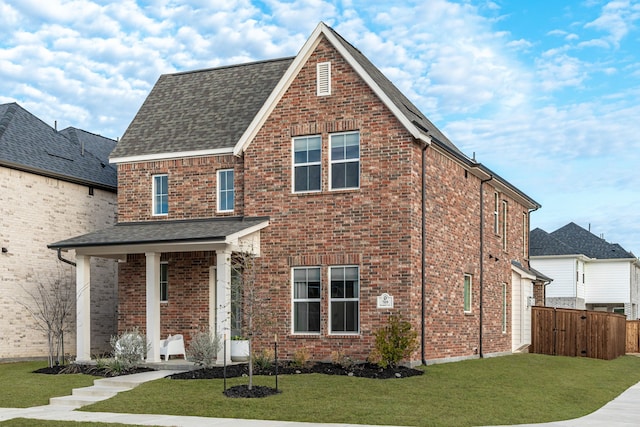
[
  {"left": 16, "top": 264, "right": 76, "bottom": 367},
  {"left": 230, "top": 250, "right": 272, "bottom": 390}
]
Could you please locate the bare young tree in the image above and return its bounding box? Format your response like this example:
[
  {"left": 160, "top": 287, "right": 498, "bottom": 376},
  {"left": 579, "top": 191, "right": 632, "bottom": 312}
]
[
  {"left": 16, "top": 263, "right": 76, "bottom": 367},
  {"left": 230, "top": 250, "right": 272, "bottom": 390}
]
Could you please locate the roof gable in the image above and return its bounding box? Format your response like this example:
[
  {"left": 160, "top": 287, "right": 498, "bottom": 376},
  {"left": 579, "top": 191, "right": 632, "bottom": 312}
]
[
  {"left": 0, "top": 102, "right": 117, "bottom": 190},
  {"left": 110, "top": 58, "right": 294, "bottom": 162}
]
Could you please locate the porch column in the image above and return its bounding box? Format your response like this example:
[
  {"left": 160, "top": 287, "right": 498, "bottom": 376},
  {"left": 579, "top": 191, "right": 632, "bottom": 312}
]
[
  {"left": 76, "top": 255, "right": 91, "bottom": 362},
  {"left": 145, "top": 252, "right": 161, "bottom": 362},
  {"left": 216, "top": 249, "right": 232, "bottom": 364}
]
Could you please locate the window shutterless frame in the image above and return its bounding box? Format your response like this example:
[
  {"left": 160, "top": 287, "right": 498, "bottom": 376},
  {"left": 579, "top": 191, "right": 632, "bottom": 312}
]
[
  {"left": 329, "top": 266, "right": 360, "bottom": 334},
  {"left": 291, "top": 267, "right": 321, "bottom": 334},
  {"left": 329, "top": 131, "right": 360, "bottom": 190},
  {"left": 160, "top": 262, "right": 168, "bottom": 303},
  {"left": 292, "top": 135, "right": 322, "bottom": 193},
  {"left": 217, "top": 169, "right": 235, "bottom": 213},
  {"left": 152, "top": 174, "right": 168, "bottom": 216},
  {"left": 463, "top": 274, "right": 472, "bottom": 313}
]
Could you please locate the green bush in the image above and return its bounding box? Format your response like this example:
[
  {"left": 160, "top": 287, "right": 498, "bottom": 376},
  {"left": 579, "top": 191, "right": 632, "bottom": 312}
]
[
  {"left": 187, "top": 329, "right": 220, "bottom": 367},
  {"left": 370, "top": 314, "right": 418, "bottom": 368}
]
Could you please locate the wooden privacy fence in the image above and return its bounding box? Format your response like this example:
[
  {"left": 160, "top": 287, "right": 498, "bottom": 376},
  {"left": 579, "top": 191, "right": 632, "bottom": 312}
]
[
  {"left": 530, "top": 307, "right": 626, "bottom": 360},
  {"left": 628, "top": 320, "right": 640, "bottom": 353}
]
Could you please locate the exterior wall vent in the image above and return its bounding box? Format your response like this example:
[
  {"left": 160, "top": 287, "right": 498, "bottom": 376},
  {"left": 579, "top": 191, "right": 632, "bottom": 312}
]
[{"left": 317, "top": 62, "right": 331, "bottom": 96}]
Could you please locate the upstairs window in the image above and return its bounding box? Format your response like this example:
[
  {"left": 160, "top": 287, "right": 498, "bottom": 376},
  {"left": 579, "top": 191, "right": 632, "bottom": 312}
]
[
  {"left": 330, "top": 132, "right": 360, "bottom": 190},
  {"left": 217, "top": 169, "right": 235, "bottom": 212},
  {"left": 502, "top": 200, "right": 508, "bottom": 250},
  {"left": 293, "top": 135, "right": 321, "bottom": 192},
  {"left": 153, "top": 174, "right": 168, "bottom": 216},
  {"left": 317, "top": 62, "right": 331, "bottom": 96},
  {"left": 493, "top": 192, "right": 499, "bottom": 234},
  {"left": 292, "top": 267, "right": 321, "bottom": 333}
]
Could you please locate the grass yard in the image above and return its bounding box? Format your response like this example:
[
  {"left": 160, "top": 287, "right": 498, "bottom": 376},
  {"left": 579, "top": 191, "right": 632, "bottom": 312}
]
[
  {"left": 76, "top": 354, "right": 640, "bottom": 427},
  {"left": 2, "top": 355, "right": 640, "bottom": 426},
  {"left": 0, "top": 361, "right": 98, "bottom": 408}
]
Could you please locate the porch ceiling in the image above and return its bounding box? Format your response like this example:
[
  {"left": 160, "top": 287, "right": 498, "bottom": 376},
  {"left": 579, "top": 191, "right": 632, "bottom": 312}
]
[{"left": 48, "top": 216, "right": 269, "bottom": 258}]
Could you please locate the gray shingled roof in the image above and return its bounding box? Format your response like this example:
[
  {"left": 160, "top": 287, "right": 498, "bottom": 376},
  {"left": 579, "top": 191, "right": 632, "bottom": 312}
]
[
  {"left": 110, "top": 58, "right": 294, "bottom": 159},
  {"left": 0, "top": 102, "right": 117, "bottom": 190},
  {"left": 49, "top": 216, "right": 269, "bottom": 249},
  {"left": 59, "top": 127, "right": 117, "bottom": 162},
  {"left": 530, "top": 223, "right": 634, "bottom": 259}
]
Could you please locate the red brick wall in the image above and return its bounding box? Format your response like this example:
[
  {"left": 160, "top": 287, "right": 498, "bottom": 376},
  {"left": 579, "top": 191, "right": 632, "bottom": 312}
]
[
  {"left": 117, "top": 155, "right": 243, "bottom": 222},
  {"left": 114, "top": 35, "right": 533, "bottom": 364}
]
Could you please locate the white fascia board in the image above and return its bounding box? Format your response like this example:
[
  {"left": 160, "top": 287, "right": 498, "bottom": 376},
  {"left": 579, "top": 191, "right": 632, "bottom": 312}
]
[
  {"left": 75, "top": 240, "right": 230, "bottom": 257},
  {"left": 531, "top": 254, "right": 591, "bottom": 261},
  {"left": 511, "top": 263, "right": 536, "bottom": 280},
  {"left": 233, "top": 22, "right": 432, "bottom": 156},
  {"left": 225, "top": 220, "right": 270, "bottom": 245},
  {"left": 110, "top": 147, "right": 234, "bottom": 165}
]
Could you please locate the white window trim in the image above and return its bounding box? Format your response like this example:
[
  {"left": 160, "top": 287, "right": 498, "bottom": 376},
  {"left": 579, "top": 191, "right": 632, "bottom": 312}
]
[
  {"left": 501, "top": 283, "right": 507, "bottom": 333},
  {"left": 329, "top": 131, "right": 360, "bottom": 191},
  {"left": 292, "top": 135, "right": 322, "bottom": 194},
  {"left": 502, "top": 200, "right": 508, "bottom": 250},
  {"left": 328, "top": 265, "right": 360, "bottom": 335},
  {"left": 152, "top": 174, "right": 168, "bottom": 216},
  {"left": 217, "top": 169, "right": 235, "bottom": 213},
  {"left": 493, "top": 192, "right": 499, "bottom": 234},
  {"left": 160, "top": 262, "right": 168, "bottom": 303},
  {"left": 291, "top": 267, "right": 322, "bottom": 335},
  {"left": 317, "top": 62, "right": 331, "bottom": 96},
  {"left": 464, "top": 274, "right": 472, "bottom": 314}
]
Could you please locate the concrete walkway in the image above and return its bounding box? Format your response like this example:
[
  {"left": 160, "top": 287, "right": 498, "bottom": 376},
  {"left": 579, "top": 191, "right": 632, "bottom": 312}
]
[{"left": 0, "top": 369, "right": 639, "bottom": 426}]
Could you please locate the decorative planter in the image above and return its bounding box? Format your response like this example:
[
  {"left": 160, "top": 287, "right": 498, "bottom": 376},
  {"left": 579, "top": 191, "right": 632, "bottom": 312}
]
[{"left": 230, "top": 339, "right": 250, "bottom": 362}]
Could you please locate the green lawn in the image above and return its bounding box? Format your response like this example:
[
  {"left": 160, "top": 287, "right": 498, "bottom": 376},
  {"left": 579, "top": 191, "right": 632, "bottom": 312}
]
[
  {"left": 2, "top": 355, "right": 640, "bottom": 427},
  {"left": 0, "top": 361, "right": 98, "bottom": 408},
  {"left": 82, "top": 354, "right": 640, "bottom": 427}
]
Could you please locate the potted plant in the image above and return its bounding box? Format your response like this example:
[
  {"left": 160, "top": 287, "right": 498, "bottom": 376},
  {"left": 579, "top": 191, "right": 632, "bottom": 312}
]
[{"left": 230, "top": 335, "right": 250, "bottom": 362}]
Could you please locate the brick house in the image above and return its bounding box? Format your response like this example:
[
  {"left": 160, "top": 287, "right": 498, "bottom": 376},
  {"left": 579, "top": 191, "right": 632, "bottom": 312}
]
[
  {"left": 0, "top": 102, "right": 118, "bottom": 359},
  {"left": 50, "top": 23, "right": 542, "bottom": 365}
]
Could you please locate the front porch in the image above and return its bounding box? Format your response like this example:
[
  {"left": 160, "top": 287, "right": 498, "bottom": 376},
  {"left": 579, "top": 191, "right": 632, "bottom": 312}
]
[{"left": 48, "top": 216, "right": 269, "bottom": 365}]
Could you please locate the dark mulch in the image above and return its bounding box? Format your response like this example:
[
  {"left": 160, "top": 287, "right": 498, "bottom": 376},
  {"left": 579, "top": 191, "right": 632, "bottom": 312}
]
[
  {"left": 223, "top": 384, "right": 282, "bottom": 398},
  {"left": 169, "top": 361, "right": 424, "bottom": 380},
  {"left": 33, "top": 364, "right": 155, "bottom": 377}
]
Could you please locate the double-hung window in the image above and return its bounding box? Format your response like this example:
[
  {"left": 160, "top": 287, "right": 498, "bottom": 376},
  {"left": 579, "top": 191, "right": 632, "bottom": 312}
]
[
  {"left": 292, "top": 267, "right": 321, "bottom": 333},
  {"left": 217, "top": 169, "right": 234, "bottom": 212},
  {"left": 293, "top": 136, "right": 321, "bottom": 192},
  {"left": 463, "top": 274, "right": 472, "bottom": 313},
  {"left": 153, "top": 174, "right": 168, "bottom": 216},
  {"left": 330, "top": 132, "right": 360, "bottom": 190},
  {"left": 160, "top": 262, "right": 168, "bottom": 302},
  {"left": 330, "top": 266, "right": 359, "bottom": 333}
]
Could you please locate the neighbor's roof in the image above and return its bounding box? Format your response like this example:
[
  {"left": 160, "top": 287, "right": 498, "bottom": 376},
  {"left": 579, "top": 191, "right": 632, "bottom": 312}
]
[
  {"left": 0, "top": 102, "right": 117, "bottom": 190},
  {"left": 49, "top": 216, "right": 269, "bottom": 249},
  {"left": 110, "top": 57, "right": 294, "bottom": 161},
  {"left": 530, "top": 222, "right": 635, "bottom": 260},
  {"left": 59, "top": 127, "right": 117, "bottom": 161}
]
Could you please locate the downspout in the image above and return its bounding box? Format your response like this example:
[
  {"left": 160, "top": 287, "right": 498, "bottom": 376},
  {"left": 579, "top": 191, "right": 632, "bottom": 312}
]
[
  {"left": 421, "top": 141, "right": 429, "bottom": 366},
  {"left": 57, "top": 248, "right": 77, "bottom": 267},
  {"left": 479, "top": 174, "right": 493, "bottom": 359}
]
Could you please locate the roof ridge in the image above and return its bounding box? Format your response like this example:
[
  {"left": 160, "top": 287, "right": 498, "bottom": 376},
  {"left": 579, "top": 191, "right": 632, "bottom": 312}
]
[
  {"left": 0, "top": 103, "right": 18, "bottom": 140},
  {"left": 167, "top": 56, "right": 296, "bottom": 77}
]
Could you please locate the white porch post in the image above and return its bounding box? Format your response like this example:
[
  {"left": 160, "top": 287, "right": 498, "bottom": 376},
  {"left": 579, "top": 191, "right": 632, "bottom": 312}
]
[
  {"left": 145, "top": 252, "right": 161, "bottom": 362},
  {"left": 76, "top": 254, "right": 91, "bottom": 363},
  {"left": 216, "top": 249, "right": 232, "bottom": 364}
]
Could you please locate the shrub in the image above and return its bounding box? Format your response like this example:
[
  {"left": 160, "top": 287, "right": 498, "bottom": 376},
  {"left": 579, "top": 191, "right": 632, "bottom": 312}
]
[
  {"left": 370, "top": 314, "right": 418, "bottom": 368},
  {"left": 291, "top": 347, "right": 310, "bottom": 368},
  {"left": 253, "top": 348, "right": 274, "bottom": 370},
  {"left": 188, "top": 329, "right": 220, "bottom": 367},
  {"left": 331, "top": 350, "right": 356, "bottom": 370},
  {"left": 110, "top": 327, "right": 148, "bottom": 371}
]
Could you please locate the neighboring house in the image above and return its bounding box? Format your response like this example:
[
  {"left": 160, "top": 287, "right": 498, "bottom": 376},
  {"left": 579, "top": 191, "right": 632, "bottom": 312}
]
[
  {"left": 50, "top": 22, "right": 542, "bottom": 365},
  {"left": 0, "top": 102, "right": 118, "bottom": 359},
  {"left": 530, "top": 222, "right": 640, "bottom": 319}
]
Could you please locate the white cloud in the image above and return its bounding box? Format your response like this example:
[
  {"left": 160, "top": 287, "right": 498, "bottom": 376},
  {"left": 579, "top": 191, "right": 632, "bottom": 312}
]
[{"left": 585, "top": 0, "right": 640, "bottom": 47}]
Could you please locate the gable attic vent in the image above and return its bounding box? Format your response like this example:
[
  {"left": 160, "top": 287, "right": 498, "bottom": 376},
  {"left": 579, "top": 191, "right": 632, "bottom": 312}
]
[{"left": 317, "top": 62, "right": 331, "bottom": 96}]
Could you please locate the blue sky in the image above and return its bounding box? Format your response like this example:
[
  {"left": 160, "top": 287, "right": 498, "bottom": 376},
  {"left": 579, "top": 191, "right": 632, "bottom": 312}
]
[{"left": 1, "top": 0, "right": 640, "bottom": 252}]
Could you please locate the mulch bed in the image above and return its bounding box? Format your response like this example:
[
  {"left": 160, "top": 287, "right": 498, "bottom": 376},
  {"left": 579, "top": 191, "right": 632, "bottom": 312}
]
[{"left": 34, "top": 361, "right": 423, "bottom": 398}]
